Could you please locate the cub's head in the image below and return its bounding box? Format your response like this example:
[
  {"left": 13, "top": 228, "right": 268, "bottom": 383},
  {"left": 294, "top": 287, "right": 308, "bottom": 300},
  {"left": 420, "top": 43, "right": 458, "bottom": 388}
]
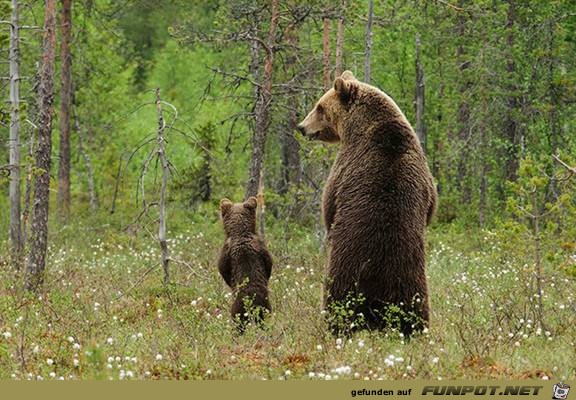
[
  {"left": 297, "top": 70, "right": 359, "bottom": 143},
  {"left": 220, "top": 197, "right": 257, "bottom": 237}
]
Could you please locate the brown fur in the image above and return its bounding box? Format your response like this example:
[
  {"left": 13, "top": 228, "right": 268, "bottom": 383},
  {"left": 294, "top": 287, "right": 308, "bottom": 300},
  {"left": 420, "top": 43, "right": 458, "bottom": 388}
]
[
  {"left": 217, "top": 197, "right": 273, "bottom": 331},
  {"left": 298, "top": 71, "right": 437, "bottom": 336}
]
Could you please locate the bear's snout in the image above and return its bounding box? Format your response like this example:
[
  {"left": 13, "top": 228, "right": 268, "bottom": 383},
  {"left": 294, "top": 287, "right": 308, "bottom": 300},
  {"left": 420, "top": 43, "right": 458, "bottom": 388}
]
[{"left": 296, "top": 123, "right": 307, "bottom": 136}]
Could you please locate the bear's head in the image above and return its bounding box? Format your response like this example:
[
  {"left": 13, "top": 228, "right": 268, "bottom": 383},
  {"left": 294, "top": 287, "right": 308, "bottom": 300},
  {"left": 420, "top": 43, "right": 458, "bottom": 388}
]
[
  {"left": 298, "top": 70, "right": 408, "bottom": 144},
  {"left": 220, "top": 197, "right": 257, "bottom": 238},
  {"left": 297, "top": 70, "right": 359, "bottom": 143}
]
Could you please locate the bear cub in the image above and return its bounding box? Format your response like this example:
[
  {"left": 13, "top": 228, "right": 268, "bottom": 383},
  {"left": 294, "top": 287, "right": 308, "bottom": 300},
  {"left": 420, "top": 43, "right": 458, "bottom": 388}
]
[{"left": 217, "top": 197, "right": 273, "bottom": 331}]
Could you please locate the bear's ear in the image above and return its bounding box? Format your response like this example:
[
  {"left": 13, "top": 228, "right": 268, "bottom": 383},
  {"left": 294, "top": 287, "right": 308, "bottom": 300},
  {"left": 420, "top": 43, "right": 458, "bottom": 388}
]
[
  {"left": 244, "top": 196, "right": 257, "bottom": 210},
  {"left": 340, "top": 70, "right": 357, "bottom": 81},
  {"left": 334, "top": 77, "right": 357, "bottom": 103},
  {"left": 220, "top": 198, "right": 233, "bottom": 216}
]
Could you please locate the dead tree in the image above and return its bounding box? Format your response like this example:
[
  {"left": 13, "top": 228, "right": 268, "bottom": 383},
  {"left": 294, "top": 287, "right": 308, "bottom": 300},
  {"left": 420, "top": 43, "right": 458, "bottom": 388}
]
[
  {"left": 57, "top": 0, "right": 72, "bottom": 222},
  {"left": 8, "top": 0, "right": 23, "bottom": 266},
  {"left": 364, "top": 0, "right": 374, "bottom": 83},
  {"left": 25, "top": 0, "right": 57, "bottom": 291},
  {"left": 415, "top": 33, "right": 426, "bottom": 152},
  {"left": 155, "top": 89, "right": 170, "bottom": 285},
  {"left": 245, "top": 0, "right": 279, "bottom": 199}
]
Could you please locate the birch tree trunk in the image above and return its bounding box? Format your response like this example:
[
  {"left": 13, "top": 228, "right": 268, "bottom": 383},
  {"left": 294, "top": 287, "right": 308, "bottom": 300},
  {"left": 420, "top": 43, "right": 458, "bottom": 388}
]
[
  {"left": 415, "top": 33, "right": 426, "bottom": 152},
  {"left": 9, "top": 0, "right": 23, "bottom": 266},
  {"left": 57, "top": 0, "right": 72, "bottom": 222},
  {"left": 25, "top": 0, "right": 57, "bottom": 291},
  {"left": 245, "top": 0, "right": 279, "bottom": 199},
  {"left": 364, "top": 0, "right": 373, "bottom": 83}
]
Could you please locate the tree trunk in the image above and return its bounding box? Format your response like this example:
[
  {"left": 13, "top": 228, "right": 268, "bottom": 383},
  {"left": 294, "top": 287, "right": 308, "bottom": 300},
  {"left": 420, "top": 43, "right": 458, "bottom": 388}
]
[
  {"left": 414, "top": 33, "right": 426, "bottom": 152},
  {"left": 155, "top": 88, "right": 170, "bottom": 285},
  {"left": 503, "top": 0, "right": 520, "bottom": 183},
  {"left": 334, "top": 1, "right": 346, "bottom": 78},
  {"left": 279, "top": 23, "right": 302, "bottom": 194},
  {"left": 245, "top": 0, "right": 279, "bottom": 199},
  {"left": 9, "top": 0, "right": 23, "bottom": 266},
  {"left": 25, "top": 0, "right": 57, "bottom": 291},
  {"left": 364, "top": 0, "right": 373, "bottom": 83},
  {"left": 322, "top": 13, "right": 331, "bottom": 90},
  {"left": 57, "top": 0, "right": 72, "bottom": 222},
  {"left": 456, "top": 0, "right": 471, "bottom": 204}
]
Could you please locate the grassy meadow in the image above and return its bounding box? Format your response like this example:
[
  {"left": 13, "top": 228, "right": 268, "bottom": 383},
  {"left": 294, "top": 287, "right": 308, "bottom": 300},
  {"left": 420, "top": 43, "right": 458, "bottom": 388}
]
[{"left": 0, "top": 207, "right": 574, "bottom": 380}]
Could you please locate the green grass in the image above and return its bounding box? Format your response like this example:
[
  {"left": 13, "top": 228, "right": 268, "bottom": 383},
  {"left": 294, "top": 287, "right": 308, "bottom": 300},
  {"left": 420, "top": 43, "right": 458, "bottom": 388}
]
[{"left": 0, "top": 209, "right": 574, "bottom": 380}]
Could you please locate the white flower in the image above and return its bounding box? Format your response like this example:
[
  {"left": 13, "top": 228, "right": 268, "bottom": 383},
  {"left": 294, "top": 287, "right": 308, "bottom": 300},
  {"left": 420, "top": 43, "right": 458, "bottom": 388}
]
[
  {"left": 73, "top": 343, "right": 81, "bottom": 350},
  {"left": 2, "top": 331, "right": 12, "bottom": 339},
  {"left": 308, "top": 372, "right": 315, "bottom": 378},
  {"left": 49, "top": 372, "right": 56, "bottom": 378},
  {"left": 357, "top": 340, "right": 365, "bottom": 348},
  {"left": 155, "top": 354, "right": 163, "bottom": 361},
  {"left": 431, "top": 357, "right": 439, "bottom": 364},
  {"left": 285, "top": 370, "right": 292, "bottom": 376},
  {"left": 316, "top": 345, "right": 323, "bottom": 351},
  {"left": 514, "top": 341, "right": 520, "bottom": 347},
  {"left": 32, "top": 345, "right": 40, "bottom": 354},
  {"left": 73, "top": 359, "right": 79, "bottom": 367},
  {"left": 332, "top": 365, "right": 352, "bottom": 375},
  {"left": 335, "top": 338, "right": 342, "bottom": 346},
  {"left": 46, "top": 358, "right": 54, "bottom": 366},
  {"left": 106, "top": 337, "right": 113, "bottom": 345},
  {"left": 67, "top": 336, "right": 75, "bottom": 343}
]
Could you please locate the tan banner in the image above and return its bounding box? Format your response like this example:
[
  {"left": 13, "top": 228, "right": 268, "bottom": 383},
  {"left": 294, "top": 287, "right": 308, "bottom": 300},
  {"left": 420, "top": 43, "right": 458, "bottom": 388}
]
[{"left": 0, "top": 380, "right": 572, "bottom": 400}]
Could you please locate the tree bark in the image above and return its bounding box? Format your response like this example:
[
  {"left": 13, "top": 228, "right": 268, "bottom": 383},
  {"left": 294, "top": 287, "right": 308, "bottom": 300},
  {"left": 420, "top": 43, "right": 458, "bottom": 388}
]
[
  {"left": 414, "top": 33, "right": 426, "bottom": 152},
  {"left": 334, "top": 1, "right": 346, "bottom": 78},
  {"left": 245, "top": 0, "right": 279, "bottom": 199},
  {"left": 364, "top": 0, "right": 373, "bottom": 83},
  {"left": 57, "top": 0, "right": 72, "bottom": 222},
  {"left": 25, "top": 0, "right": 57, "bottom": 291},
  {"left": 9, "top": 0, "right": 23, "bottom": 266},
  {"left": 322, "top": 12, "right": 331, "bottom": 90}
]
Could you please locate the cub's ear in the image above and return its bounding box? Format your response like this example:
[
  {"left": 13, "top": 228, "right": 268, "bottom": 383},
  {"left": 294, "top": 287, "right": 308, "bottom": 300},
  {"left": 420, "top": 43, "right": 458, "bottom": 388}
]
[
  {"left": 244, "top": 196, "right": 257, "bottom": 210},
  {"left": 334, "top": 77, "right": 357, "bottom": 103},
  {"left": 220, "top": 198, "right": 233, "bottom": 215},
  {"left": 340, "top": 70, "right": 357, "bottom": 81}
]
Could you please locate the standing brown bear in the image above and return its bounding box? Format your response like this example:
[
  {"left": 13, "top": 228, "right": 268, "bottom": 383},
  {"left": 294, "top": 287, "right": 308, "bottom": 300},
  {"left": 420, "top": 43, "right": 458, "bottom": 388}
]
[
  {"left": 298, "top": 71, "right": 437, "bottom": 336},
  {"left": 217, "top": 197, "right": 273, "bottom": 331}
]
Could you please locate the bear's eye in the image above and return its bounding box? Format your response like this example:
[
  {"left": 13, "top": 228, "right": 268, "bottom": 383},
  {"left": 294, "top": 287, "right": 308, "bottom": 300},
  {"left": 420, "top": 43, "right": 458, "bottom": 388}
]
[{"left": 316, "top": 104, "right": 324, "bottom": 114}]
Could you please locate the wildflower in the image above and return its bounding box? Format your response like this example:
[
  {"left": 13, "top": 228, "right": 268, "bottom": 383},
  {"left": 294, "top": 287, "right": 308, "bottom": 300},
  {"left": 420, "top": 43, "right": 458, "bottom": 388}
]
[
  {"left": 106, "top": 337, "right": 113, "bottom": 345},
  {"left": 316, "top": 344, "right": 323, "bottom": 351},
  {"left": 2, "top": 331, "right": 12, "bottom": 339},
  {"left": 46, "top": 358, "right": 54, "bottom": 366},
  {"left": 431, "top": 357, "right": 439, "bottom": 364},
  {"left": 155, "top": 354, "right": 163, "bottom": 361}
]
